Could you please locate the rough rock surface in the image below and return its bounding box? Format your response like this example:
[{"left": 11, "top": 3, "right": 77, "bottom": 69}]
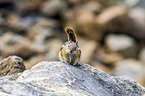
[
  {"left": 0, "top": 61, "right": 144, "bottom": 96},
  {"left": 0, "top": 56, "right": 25, "bottom": 77}
]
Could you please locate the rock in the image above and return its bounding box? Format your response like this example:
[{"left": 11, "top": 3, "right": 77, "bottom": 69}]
[
  {"left": 40, "top": 0, "right": 67, "bottom": 17},
  {"left": 62, "top": 9, "right": 76, "bottom": 22},
  {"left": 128, "top": 7, "right": 145, "bottom": 42},
  {"left": 75, "top": 5, "right": 128, "bottom": 41},
  {"left": 78, "top": 38, "right": 98, "bottom": 63},
  {"left": 6, "top": 14, "right": 29, "bottom": 34},
  {"left": 81, "top": 1, "right": 102, "bottom": 12},
  {"left": 15, "top": 0, "right": 42, "bottom": 13},
  {"left": 123, "top": 0, "right": 140, "bottom": 7},
  {"left": 105, "top": 34, "right": 138, "bottom": 58},
  {"left": 0, "top": 56, "right": 3, "bottom": 62},
  {"left": 76, "top": 9, "right": 95, "bottom": 25},
  {"left": 114, "top": 59, "right": 145, "bottom": 85},
  {"left": 91, "top": 61, "right": 113, "bottom": 75},
  {"left": 2, "top": 32, "right": 28, "bottom": 45},
  {"left": 95, "top": 5, "right": 129, "bottom": 35},
  {"left": 27, "top": 18, "right": 58, "bottom": 42},
  {"left": 139, "top": 47, "right": 145, "bottom": 63},
  {"left": 136, "top": 0, "right": 145, "bottom": 9},
  {"left": 45, "top": 38, "right": 63, "bottom": 60},
  {"left": 68, "top": 0, "right": 83, "bottom": 4},
  {"left": 63, "top": 1, "right": 102, "bottom": 27},
  {"left": 0, "top": 40, "right": 5, "bottom": 56},
  {"left": 76, "top": 9, "right": 103, "bottom": 41},
  {"left": 3, "top": 41, "right": 46, "bottom": 60},
  {"left": 95, "top": 48, "right": 123, "bottom": 66},
  {"left": 7, "top": 14, "right": 25, "bottom": 28},
  {"left": 0, "top": 61, "right": 144, "bottom": 95},
  {"left": 25, "top": 39, "right": 63, "bottom": 69},
  {"left": 24, "top": 55, "right": 46, "bottom": 70},
  {"left": 1, "top": 31, "right": 47, "bottom": 59},
  {"left": 0, "top": 18, "right": 27, "bottom": 35},
  {"left": 0, "top": 56, "right": 25, "bottom": 77},
  {"left": 95, "top": 5, "right": 127, "bottom": 25}
]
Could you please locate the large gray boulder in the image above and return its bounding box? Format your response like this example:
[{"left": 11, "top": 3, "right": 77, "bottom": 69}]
[{"left": 0, "top": 61, "right": 144, "bottom": 96}]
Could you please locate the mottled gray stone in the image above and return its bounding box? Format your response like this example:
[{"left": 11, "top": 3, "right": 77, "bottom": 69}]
[{"left": 0, "top": 61, "right": 144, "bottom": 96}]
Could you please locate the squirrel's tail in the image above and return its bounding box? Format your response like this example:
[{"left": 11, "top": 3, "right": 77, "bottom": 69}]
[{"left": 65, "top": 27, "right": 77, "bottom": 43}]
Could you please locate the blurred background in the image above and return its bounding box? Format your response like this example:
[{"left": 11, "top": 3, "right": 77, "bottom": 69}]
[{"left": 0, "top": 0, "right": 145, "bottom": 86}]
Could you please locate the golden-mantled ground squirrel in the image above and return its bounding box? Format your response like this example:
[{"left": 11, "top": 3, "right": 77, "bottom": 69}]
[{"left": 59, "top": 27, "right": 81, "bottom": 65}]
